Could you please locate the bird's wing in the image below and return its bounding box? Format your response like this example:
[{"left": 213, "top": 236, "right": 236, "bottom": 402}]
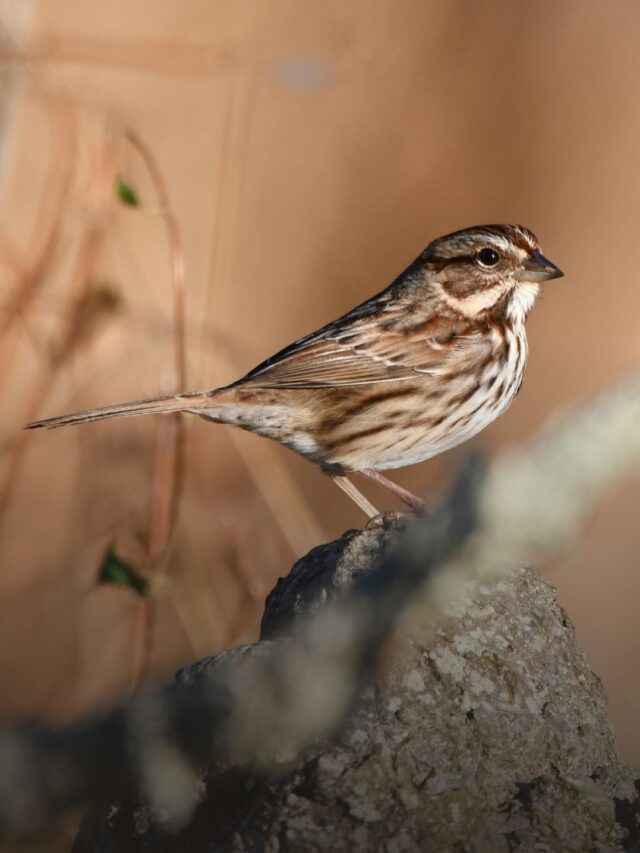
[{"left": 234, "top": 306, "right": 487, "bottom": 389}]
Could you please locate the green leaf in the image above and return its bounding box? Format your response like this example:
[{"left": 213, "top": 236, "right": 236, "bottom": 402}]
[
  {"left": 98, "top": 546, "right": 149, "bottom": 597},
  {"left": 92, "top": 283, "right": 121, "bottom": 311},
  {"left": 116, "top": 177, "right": 139, "bottom": 207}
]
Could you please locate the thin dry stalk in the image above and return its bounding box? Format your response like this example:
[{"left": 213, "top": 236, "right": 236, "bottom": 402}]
[
  {"left": 0, "top": 120, "right": 115, "bottom": 522},
  {"left": 124, "top": 130, "right": 186, "bottom": 392},
  {"left": 123, "top": 130, "right": 187, "bottom": 689},
  {"left": 0, "top": 232, "right": 109, "bottom": 521},
  {"left": 0, "top": 94, "right": 77, "bottom": 386}
]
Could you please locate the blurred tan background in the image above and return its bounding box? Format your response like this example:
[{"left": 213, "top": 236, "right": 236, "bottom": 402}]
[{"left": 0, "top": 0, "right": 639, "bottom": 781}]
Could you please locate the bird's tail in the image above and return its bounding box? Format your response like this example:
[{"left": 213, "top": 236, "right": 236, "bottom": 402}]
[{"left": 25, "top": 389, "right": 220, "bottom": 430}]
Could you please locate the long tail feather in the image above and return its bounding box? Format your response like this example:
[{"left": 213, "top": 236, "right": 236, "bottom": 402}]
[{"left": 25, "top": 390, "right": 215, "bottom": 430}]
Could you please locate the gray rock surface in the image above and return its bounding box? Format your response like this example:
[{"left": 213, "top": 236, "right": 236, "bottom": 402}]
[{"left": 74, "top": 522, "right": 640, "bottom": 852}]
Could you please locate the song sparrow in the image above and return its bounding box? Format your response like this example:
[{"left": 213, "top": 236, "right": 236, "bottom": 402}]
[{"left": 27, "top": 224, "right": 563, "bottom": 518}]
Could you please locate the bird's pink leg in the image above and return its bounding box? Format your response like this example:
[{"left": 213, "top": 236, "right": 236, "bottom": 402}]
[
  {"left": 330, "top": 475, "right": 380, "bottom": 518},
  {"left": 359, "top": 469, "right": 426, "bottom": 512}
]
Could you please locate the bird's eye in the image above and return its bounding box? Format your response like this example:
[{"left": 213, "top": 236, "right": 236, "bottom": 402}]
[{"left": 477, "top": 248, "right": 500, "bottom": 267}]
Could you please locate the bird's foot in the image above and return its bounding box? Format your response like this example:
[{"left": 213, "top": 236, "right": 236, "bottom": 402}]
[
  {"left": 359, "top": 469, "right": 428, "bottom": 514},
  {"left": 365, "top": 510, "right": 417, "bottom": 530}
]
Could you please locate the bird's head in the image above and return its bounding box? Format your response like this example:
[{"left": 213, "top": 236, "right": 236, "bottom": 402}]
[{"left": 422, "top": 224, "right": 563, "bottom": 323}]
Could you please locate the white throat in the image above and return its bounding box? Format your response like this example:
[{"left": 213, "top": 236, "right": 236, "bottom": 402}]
[{"left": 507, "top": 282, "right": 540, "bottom": 325}]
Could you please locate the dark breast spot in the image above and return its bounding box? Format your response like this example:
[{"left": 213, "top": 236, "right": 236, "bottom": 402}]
[
  {"left": 482, "top": 373, "right": 499, "bottom": 390},
  {"left": 445, "top": 401, "right": 488, "bottom": 429},
  {"left": 478, "top": 350, "right": 494, "bottom": 371},
  {"left": 449, "top": 386, "right": 478, "bottom": 406},
  {"left": 427, "top": 387, "right": 446, "bottom": 400}
]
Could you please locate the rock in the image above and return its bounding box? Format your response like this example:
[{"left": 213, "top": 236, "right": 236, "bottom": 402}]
[{"left": 73, "top": 522, "right": 640, "bottom": 852}]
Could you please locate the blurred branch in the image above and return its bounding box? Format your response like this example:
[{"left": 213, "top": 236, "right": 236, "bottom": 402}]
[{"left": 0, "top": 367, "right": 639, "bottom": 835}]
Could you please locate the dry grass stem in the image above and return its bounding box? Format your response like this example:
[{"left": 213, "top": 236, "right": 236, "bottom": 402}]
[{"left": 123, "top": 129, "right": 187, "bottom": 688}]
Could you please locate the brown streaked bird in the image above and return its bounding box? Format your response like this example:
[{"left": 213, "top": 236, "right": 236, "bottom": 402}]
[{"left": 26, "top": 225, "right": 563, "bottom": 519}]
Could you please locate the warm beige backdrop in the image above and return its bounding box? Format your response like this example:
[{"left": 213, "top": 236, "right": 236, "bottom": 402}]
[{"left": 0, "top": 0, "right": 639, "bottom": 771}]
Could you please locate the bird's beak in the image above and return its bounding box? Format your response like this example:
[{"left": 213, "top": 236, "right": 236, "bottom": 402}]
[{"left": 518, "top": 250, "right": 564, "bottom": 282}]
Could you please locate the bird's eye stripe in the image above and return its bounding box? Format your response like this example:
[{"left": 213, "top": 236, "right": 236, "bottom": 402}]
[{"left": 425, "top": 254, "right": 477, "bottom": 270}]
